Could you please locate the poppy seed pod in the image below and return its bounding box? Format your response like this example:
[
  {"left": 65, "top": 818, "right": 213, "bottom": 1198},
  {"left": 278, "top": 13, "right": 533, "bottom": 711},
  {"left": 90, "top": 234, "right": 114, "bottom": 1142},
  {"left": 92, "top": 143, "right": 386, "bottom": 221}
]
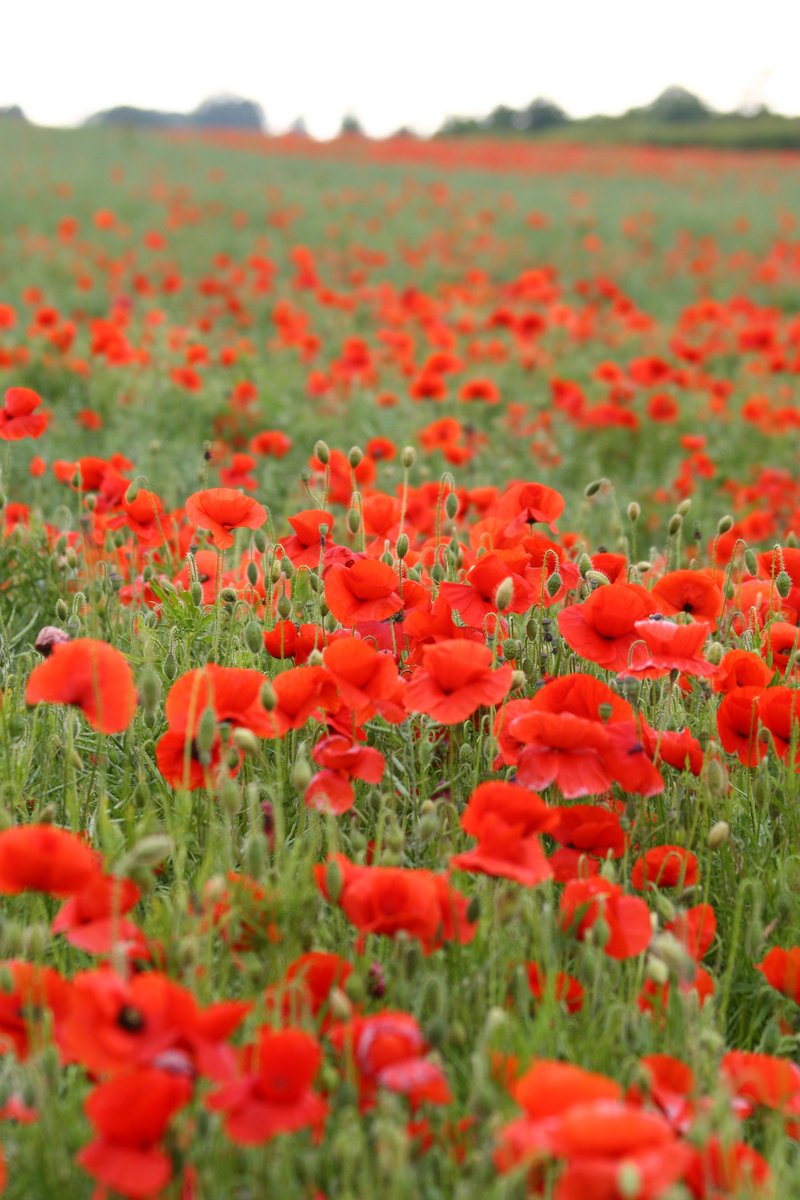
[{"left": 584, "top": 478, "right": 608, "bottom": 498}]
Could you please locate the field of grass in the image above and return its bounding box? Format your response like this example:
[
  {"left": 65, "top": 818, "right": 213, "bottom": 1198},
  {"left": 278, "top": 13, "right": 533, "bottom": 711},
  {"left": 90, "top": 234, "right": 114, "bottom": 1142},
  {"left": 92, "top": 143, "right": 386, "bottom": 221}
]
[{"left": 0, "top": 121, "right": 797, "bottom": 1198}]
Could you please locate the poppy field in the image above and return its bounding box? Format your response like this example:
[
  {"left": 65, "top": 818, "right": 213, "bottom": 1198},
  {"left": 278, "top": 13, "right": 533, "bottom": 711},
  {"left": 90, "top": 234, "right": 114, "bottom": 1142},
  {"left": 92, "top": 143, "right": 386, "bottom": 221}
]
[{"left": 0, "top": 120, "right": 799, "bottom": 1198}]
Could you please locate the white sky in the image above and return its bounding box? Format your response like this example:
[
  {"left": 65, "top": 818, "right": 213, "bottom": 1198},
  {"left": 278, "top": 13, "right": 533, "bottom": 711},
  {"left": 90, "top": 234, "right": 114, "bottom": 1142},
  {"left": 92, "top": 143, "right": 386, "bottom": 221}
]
[{"left": 3, "top": 0, "right": 800, "bottom": 137}]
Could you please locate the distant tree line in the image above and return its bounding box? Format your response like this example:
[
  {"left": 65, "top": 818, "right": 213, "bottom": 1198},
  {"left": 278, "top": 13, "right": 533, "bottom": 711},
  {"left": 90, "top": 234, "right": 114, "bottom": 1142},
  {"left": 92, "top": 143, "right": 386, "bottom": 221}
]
[{"left": 84, "top": 96, "right": 266, "bottom": 133}]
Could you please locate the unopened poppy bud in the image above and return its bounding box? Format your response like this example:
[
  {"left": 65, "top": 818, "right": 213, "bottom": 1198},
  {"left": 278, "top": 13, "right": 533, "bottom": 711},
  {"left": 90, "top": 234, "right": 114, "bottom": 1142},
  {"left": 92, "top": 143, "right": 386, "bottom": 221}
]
[
  {"left": 396, "top": 533, "right": 409, "bottom": 559},
  {"left": 163, "top": 651, "right": 177, "bottom": 680},
  {"left": 588, "top": 916, "right": 611, "bottom": 949},
  {"left": 190, "top": 704, "right": 215, "bottom": 758},
  {"left": 708, "top": 820, "right": 730, "bottom": 849},
  {"left": 245, "top": 833, "right": 266, "bottom": 877},
  {"left": 34, "top": 625, "right": 70, "bottom": 657},
  {"left": 291, "top": 753, "right": 312, "bottom": 792},
  {"left": 278, "top": 555, "right": 294, "bottom": 579},
  {"left": 401, "top": 445, "right": 416, "bottom": 469},
  {"left": 260, "top": 681, "right": 276, "bottom": 711},
  {"left": 348, "top": 446, "right": 363, "bottom": 468},
  {"left": 578, "top": 554, "right": 593, "bottom": 578},
  {"left": 431, "top": 562, "right": 444, "bottom": 583},
  {"left": 677, "top": 499, "right": 692, "bottom": 516},
  {"left": 245, "top": 560, "right": 259, "bottom": 588},
  {"left": 651, "top": 933, "right": 695, "bottom": 981},
  {"left": 668, "top": 514, "right": 683, "bottom": 536},
  {"left": 220, "top": 586, "right": 238, "bottom": 605},
  {"left": 717, "top": 514, "right": 734, "bottom": 534},
  {"left": 138, "top": 666, "right": 161, "bottom": 712},
  {"left": 444, "top": 491, "right": 459, "bottom": 520},
  {"left": 218, "top": 776, "right": 241, "bottom": 815},
  {"left": 55, "top": 599, "right": 69, "bottom": 621},
  {"left": 744, "top": 548, "right": 758, "bottom": 576},
  {"left": 744, "top": 913, "right": 764, "bottom": 959},
  {"left": 232, "top": 727, "right": 259, "bottom": 756},
  {"left": 22, "top": 923, "right": 49, "bottom": 959},
  {"left": 347, "top": 508, "right": 360, "bottom": 534},
  {"left": 125, "top": 834, "right": 174, "bottom": 870},
  {"left": 511, "top": 670, "right": 526, "bottom": 691},
  {"left": 627, "top": 501, "right": 641, "bottom": 522},
  {"left": 599, "top": 859, "right": 617, "bottom": 883},
  {"left": 189, "top": 581, "right": 203, "bottom": 607},
  {"left": 314, "top": 440, "right": 330, "bottom": 465},
  {"left": 705, "top": 641, "right": 724, "bottom": 666},
  {"left": 330, "top": 985, "right": 354, "bottom": 1020},
  {"left": 276, "top": 593, "right": 292, "bottom": 618},
  {"left": 466, "top": 895, "right": 481, "bottom": 924},
  {"left": 85, "top": 493, "right": 97, "bottom": 511},
  {"left": 385, "top": 824, "right": 404, "bottom": 853},
  {"left": 776, "top": 570, "right": 792, "bottom": 599},
  {"left": 585, "top": 570, "right": 610, "bottom": 588},
  {"left": 653, "top": 893, "right": 676, "bottom": 923},
  {"left": 124, "top": 481, "right": 140, "bottom": 505},
  {"left": 65, "top": 615, "right": 80, "bottom": 638},
  {"left": 546, "top": 571, "right": 563, "bottom": 597},
  {"left": 495, "top": 576, "right": 514, "bottom": 612},
  {"left": 253, "top": 529, "right": 267, "bottom": 553},
  {"left": 584, "top": 478, "right": 607, "bottom": 498},
  {"left": 417, "top": 812, "right": 439, "bottom": 841},
  {"left": 243, "top": 620, "right": 263, "bottom": 656},
  {"left": 306, "top": 649, "right": 323, "bottom": 667},
  {"left": 326, "top": 857, "right": 343, "bottom": 902},
  {"left": 616, "top": 1162, "right": 642, "bottom": 1200},
  {"left": 597, "top": 702, "right": 614, "bottom": 723}
]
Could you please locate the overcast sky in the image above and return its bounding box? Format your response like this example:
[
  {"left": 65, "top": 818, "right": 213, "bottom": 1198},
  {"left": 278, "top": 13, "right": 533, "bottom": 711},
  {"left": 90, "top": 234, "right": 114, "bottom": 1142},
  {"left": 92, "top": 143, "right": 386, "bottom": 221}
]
[{"left": 4, "top": 0, "right": 799, "bottom": 137}]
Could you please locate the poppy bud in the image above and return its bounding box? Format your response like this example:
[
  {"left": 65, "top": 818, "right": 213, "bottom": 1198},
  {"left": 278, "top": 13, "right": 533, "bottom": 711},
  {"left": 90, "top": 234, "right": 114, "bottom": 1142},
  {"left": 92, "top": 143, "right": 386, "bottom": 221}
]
[
  {"left": 717, "top": 514, "right": 734, "bottom": 534},
  {"left": 705, "top": 640, "right": 724, "bottom": 666},
  {"left": 124, "top": 834, "right": 174, "bottom": 870},
  {"left": 232, "top": 727, "right": 259, "bottom": 757},
  {"left": 348, "top": 446, "right": 363, "bottom": 468},
  {"left": 466, "top": 895, "right": 481, "bottom": 924},
  {"left": 511, "top": 670, "right": 526, "bottom": 691},
  {"left": 260, "top": 681, "right": 276, "bottom": 711},
  {"left": 444, "top": 491, "right": 459, "bottom": 520},
  {"left": 395, "top": 533, "right": 409, "bottom": 560},
  {"left": 138, "top": 665, "right": 161, "bottom": 714},
  {"left": 776, "top": 570, "right": 792, "bottom": 599},
  {"left": 326, "top": 857, "right": 343, "bottom": 902},
  {"left": 584, "top": 478, "right": 608, "bottom": 498},
  {"left": 245, "top": 560, "right": 259, "bottom": 587},
  {"left": 347, "top": 508, "right": 360, "bottom": 534},
  {"left": 588, "top": 916, "right": 610, "bottom": 949},
  {"left": 616, "top": 1163, "right": 642, "bottom": 1200},
  {"left": 220, "top": 586, "right": 238, "bottom": 605},
  {"left": 401, "top": 446, "right": 416, "bottom": 469},
  {"left": 189, "top": 581, "right": 204, "bottom": 607},
  {"left": 291, "top": 753, "right": 312, "bottom": 792},
  {"left": 124, "top": 481, "right": 140, "bottom": 505},
  {"left": 744, "top": 912, "right": 764, "bottom": 959},
  {"left": 417, "top": 812, "right": 439, "bottom": 841},
  {"left": 668, "top": 514, "right": 683, "bottom": 537},
  {"left": 330, "top": 985, "right": 354, "bottom": 1020},
  {"left": 546, "top": 571, "right": 563, "bottom": 597},
  {"left": 218, "top": 776, "right": 241, "bottom": 815},
  {"left": 650, "top": 933, "right": 695, "bottom": 982},
  {"left": 708, "top": 820, "right": 730, "bottom": 849},
  {"left": 243, "top": 620, "right": 263, "bottom": 655},
  {"left": 277, "top": 593, "right": 292, "bottom": 619},
  {"left": 627, "top": 501, "right": 641, "bottom": 522},
  {"left": 163, "top": 651, "right": 177, "bottom": 681},
  {"left": 495, "top": 576, "right": 514, "bottom": 612},
  {"left": 653, "top": 893, "right": 676, "bottom": 923},
  {"left": 385, "top": 824, "right": 404, "bottom": 853},
  {"left": 245, "top": 833, "right": 267, "bottom": 877},
  {"left": 599, "top": 859, "right": 617, "bottom": 883},
  {"left": 253, "top": 529, "right": 267, "bottom": 553},
  {"left": 723, "top": 580, "right": 735, "bottom": 601},
  {"left": 677, "top": 499, "right": 692, "bottom": 517},
  {"left": 744, "top": 548, "right": 758, "bottom": 576},
  {"left": 65, "top": 615, "right": 80, "bottom": 638},
  {"left": 55, "top": 599, "right": 69, "bottom": 621},
  {"left": 314, "top": 440, "right": 330, "bottom": 465}
]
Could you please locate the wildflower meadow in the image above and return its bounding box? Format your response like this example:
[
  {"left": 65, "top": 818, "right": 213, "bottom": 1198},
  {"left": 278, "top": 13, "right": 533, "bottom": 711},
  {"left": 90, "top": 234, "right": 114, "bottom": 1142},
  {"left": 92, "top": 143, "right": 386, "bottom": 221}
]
[{"left": 0, "top": 120, "right": 798, "bottom": 1198}]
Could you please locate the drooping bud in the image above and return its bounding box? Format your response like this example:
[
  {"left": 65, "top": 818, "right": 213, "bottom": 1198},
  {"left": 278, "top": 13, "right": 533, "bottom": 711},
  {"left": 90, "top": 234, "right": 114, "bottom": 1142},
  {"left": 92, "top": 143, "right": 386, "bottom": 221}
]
[{"left": 314, "top": 440, "right": 330, "bottom": 465}]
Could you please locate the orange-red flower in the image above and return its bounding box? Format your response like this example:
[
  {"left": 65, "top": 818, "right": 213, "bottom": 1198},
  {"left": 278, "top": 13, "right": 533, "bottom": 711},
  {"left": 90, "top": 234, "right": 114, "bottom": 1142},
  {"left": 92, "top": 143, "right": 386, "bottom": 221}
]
[
  {"left": 0, "top": 386, "right": 49, "bottom": 440},
  {"left": 26, "top": 638, "right": 137, "bottom": 734},
  {"left": 406, "top": 639, "right": 513, "bottom": 724},
  {"left": 185, "top": 487, "right": 266, "bottom": 550},
  {"left": 0, "top": 824, "right": 97, "bottom": 897}
]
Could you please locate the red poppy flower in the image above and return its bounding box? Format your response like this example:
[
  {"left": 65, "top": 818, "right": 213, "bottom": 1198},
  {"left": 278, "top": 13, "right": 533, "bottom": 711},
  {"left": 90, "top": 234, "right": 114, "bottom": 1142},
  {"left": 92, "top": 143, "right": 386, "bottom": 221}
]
[
  {"left": 185, "top": 487, "right": 267, "bottom": 550},
  {"left": 329, "top": 1012, "right": 450, "bottom": 1110},
  {"left": 438, "top": 552, "right": 534, "bottom": 628},
  {"left": 525, "top": 964, "right": 584, "bottom": 1014},
  {"left": 207, "top": 1026, "right": 327, "bottom": 1145},
  {"left": 406, "top": 639, "right": 513, "bottom": 725},
  {"left": 265, "top": 952, "right": 353, "bottom": 1030},
  {"left": 631, "top": 846, "right": 699, "bottom": 890},
  {"left": 270, "top": 665, "right": 339, "bottom": 736},
  {"left": 52, "top": 871, "right": 142, "bottom": 955},
  {"left": 713, "top": 649, "right": 773, "bottom": 693},
  {"left": 757, "top": 685, "right": 800, "bottom": 763},
  {"left": 496, "top": 481, "right": 565, "bottom": 535},
  {"left": 560, "top": 877, "right": 652, "bottom": 959},
  {"left": 558, "top": 583, "right": 655, "bottom": 672},
  {"left": 316, "top": 854, "right": 476, "bottom": 954},
  {"left": 450, "top": 780, "right": 554, "bottom": 887},
  {"left": 263, "top": 620, "right": 324, "bottom": 663},
  {"left": 78, "top": 1067, "right": 192, "bottom": 1200},
  {"left": 305, "top": 735, "right": 385, "bottom": 815},
  {"left": 0, "top": 824, "right": 97, "bottom": 897},
  {"left": 0, "top": 960, "right": 70, "bottom": 1059},
  {"left": 249, "top": 429, "right": 292, "bottom": 458},
  {"left": 324, "top": 559, "right": 403, "bottom": 626},
  {"left": 0, "top": 387, "right": 49, "bottom": 440},
  {"left": 279, "top": 509, "right": 335, "bottom": 569},
  {"left": 716, "top": 686, "right": 766, "bottom": 766},
  {"left": 651, "top": 569, "right": 724, "bottom": 621},
  {"left": 757, "top": 946, "right": 800, "bottom": 1004},
  {"left": 622, "top": 618, "right": 715, "bottom": 679},
  {"left": 721, "top": 1050, "right": 800, "bottom": 1111},
  {"left": 323, "top": 635, "right": 404, "bottom": 724},
  {"left": 26, "top": 638, "right": 137, "bottom": 734}
]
